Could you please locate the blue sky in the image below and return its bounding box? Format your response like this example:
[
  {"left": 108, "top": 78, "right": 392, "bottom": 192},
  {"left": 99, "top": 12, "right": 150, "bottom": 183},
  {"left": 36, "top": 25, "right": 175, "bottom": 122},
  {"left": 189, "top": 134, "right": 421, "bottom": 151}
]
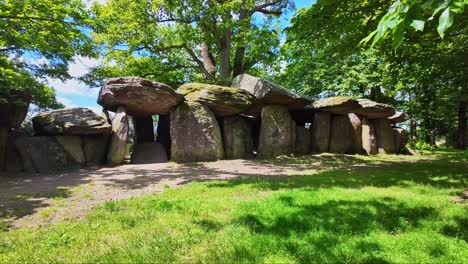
[{"left": 54, "top": 0, "right": 315, "bottom": 113}]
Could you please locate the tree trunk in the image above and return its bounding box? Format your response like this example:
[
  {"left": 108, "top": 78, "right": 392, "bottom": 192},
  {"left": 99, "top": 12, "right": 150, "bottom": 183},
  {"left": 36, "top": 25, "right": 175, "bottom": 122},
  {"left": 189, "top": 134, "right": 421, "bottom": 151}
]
[
  {"left": 456, "top": 101, "right": 467, "bottom": 149},
  {"left": 201, "top": 42, "right": 216, "bottom": 78},
  {"left": 409, "top": 118, "right": 417, "bottom": 142},
  {"left": 218, "top": 30, "right": 232, "bottom": 84},
  {"left": 233, "top": 46, "right": 245, "bottom": 77}
]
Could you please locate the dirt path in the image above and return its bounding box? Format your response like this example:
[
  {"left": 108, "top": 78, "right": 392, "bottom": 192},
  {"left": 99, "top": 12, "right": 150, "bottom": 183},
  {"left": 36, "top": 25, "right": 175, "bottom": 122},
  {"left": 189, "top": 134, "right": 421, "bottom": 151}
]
[{"left": 0, "top": 154, "right": 424, "bottom": 228}]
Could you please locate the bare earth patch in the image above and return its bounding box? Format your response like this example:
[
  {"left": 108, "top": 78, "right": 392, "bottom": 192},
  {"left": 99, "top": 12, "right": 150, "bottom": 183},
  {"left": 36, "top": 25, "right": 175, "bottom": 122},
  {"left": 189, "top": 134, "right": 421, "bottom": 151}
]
[{"left": 0, "top": 154, "right": 429, "bottom": 228}]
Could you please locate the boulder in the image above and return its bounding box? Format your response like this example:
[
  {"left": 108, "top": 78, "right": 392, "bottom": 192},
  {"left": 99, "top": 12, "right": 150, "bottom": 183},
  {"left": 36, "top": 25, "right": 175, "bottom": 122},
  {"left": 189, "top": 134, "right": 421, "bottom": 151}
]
[
  {"left": 107, "top": 106, "right": 129, "bottom": 165},
  {"left": 4, "top": 137, "right": 23, "bottom": 173},
  {"left": 222, "top": 116, "right": 254, "bottom": 159},
  {"left": 329, "top": 114, "right": 362, "bottom": 154},
  {"left": 178, "top": 83, "right": 255, "bottom": 117},
  {"left": 55, "top": 136, "right": 85, "bottom": 165},
  {"left": 32, "top": 107, "right": 111, "bottom": 136},
  {"left": 372, "top": 119, "right": 395, "bottom": 154},
  {"left": 310, "top": 96, "right": 361, "bottom": 115},
  {"left": 98, "top": 77, "right": 184, "bottom": 116},
  {"left": 170, "top": 102, "right": 223, "bottom": 162},
  {"left": 131, "top": 142, "right": 168, "bottom": 164},
  {"left": 15, "top": 136, "right": 78, "bottom": 173},
  {"left": 310, "top": 112, "right": 331, "bottom": 153},
  {"left": 393, "top": 127, "right": 407, "bottom": 154},
  {"left": 388, "top": 111, "right": 409, "bottom": 124},
  {"left": 133, "top": 116, "right": 154, "bottom": 143},
  {"left": 353, "top": 99, "right": 395, "bottom": 119},
  {"left": 232, "top": 74, "right": 312, "bottom": 113},
  {"left": 348, "top": 113, "right": 364, "bottom": 154},
  {"left": 0, "top": 90, "right": 32, "bottom": 128},
  {"left": 295, "top": 126, "right": 311, "bottom": 155},
  {"left": 258, "top": 105, "right": 296, "bottom": 158},
  {"left": 83, "top": 134, "right": 109, "bottom": 165},
  {"left": 361, "top": 118, "right": 378, "bottom": 155}
]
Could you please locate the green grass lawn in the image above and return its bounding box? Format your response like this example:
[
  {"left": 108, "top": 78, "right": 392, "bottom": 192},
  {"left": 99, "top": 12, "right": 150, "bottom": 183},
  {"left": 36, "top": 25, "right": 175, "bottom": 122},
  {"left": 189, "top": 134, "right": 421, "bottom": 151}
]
[{"left": 1, "top": 149, "right": 467, "bottom": 263}]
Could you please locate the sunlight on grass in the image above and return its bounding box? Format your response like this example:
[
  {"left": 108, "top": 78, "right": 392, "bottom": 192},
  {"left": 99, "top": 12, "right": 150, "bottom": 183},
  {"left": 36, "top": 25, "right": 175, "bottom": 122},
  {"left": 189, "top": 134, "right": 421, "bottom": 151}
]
[{"left": 0, "top": 150, "right": 466, "bottom": 263}]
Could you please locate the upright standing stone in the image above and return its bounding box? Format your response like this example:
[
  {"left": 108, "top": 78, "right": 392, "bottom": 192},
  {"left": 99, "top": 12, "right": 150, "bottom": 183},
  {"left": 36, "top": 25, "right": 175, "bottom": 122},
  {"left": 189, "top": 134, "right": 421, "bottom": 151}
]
[
  {"left": 107, "top": 106, "right": 129, "bottom": 165},
  {"left": 295, "top": 126, "right": 311, "bottom": 155},
  {"left": 361, "top": 118, "right": 378, "bottom": 155},
  {"left": 133, "top": 116, "right": 154, "bottom": 143},
  {"left": 329, "top": 115, "right": 355, "bottom": 154},
  {"left": 131, "top": 142, "right": 168, "bottom": 164},
  {"left": 373, "top": 119, "right": 395, "bottom": 154},
  {"left": 55, "top": 136, "right": 86, "bottom": 165},
  {"left": 393, "top": 128, "right": 407, "bottom": 154},
  {"left": 310, "top": 112, "right": 331, "bottom": 153},
  {"left": 223, "top": 116, "right": 254, "bottom": 159},
  {"left": 83, "top": 134, "right": 110, "bottom": 165},
  {"left": 170, "top": 102, "right": 223, "bottom": 162},
  {"left": 348, "top": 113, "right": 364, "bottom": 154},
  {"left": 258, "top": 105, "right": 296, "bottom": 158}
]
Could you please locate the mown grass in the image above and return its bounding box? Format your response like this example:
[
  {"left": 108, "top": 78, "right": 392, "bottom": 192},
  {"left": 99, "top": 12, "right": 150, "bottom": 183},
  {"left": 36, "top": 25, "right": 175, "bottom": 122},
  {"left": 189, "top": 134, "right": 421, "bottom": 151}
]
[{"left": 0, "top": 149, "right": 467, "bottom": 263}]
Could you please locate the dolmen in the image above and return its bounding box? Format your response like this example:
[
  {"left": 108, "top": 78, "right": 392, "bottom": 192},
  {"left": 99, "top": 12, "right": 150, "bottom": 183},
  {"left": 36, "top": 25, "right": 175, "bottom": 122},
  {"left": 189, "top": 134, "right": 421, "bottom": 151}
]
[{"left": 1, "top": 74, "right": 411, "bottom": 174}]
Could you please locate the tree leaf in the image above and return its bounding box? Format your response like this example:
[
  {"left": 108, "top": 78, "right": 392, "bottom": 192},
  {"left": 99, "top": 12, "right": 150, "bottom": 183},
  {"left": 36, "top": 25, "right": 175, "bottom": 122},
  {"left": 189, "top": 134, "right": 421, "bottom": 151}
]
[
  {"left": 437, "top": 8, "right": 453, "bottom": 38},
  {"left": 410, "top": 20, "right": 425, "bottom": 31}
]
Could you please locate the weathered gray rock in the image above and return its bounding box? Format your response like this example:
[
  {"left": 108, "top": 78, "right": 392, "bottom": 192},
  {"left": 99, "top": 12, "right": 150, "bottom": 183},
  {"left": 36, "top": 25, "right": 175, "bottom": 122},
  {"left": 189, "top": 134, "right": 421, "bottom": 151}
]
[
  {"left": 178, "top": 83, "right": 256, "bottom": 117},
  {"left": 0, "top": 90, "right": 31, "bottom": 128},
  {"left": 170, "top": 102, "right": 223, "bottom": 162},
  {"left": 232, "top": 74, "right": 312, "bottom": 113},
  {"left": 56, "top": 136, "right": 85, "bottom": 165},
  {"left": 15, "top": 136, "right": 78, "bottom": 173},
  {"left": 393, "top": 127, "right": 407, "bottom": 154},
  {"left": 354, "top": 99, "right": 395, "bottom": 119},
  {"left": 107, "top": 106, "right": 129, "bottom": 165},
  {"left": 310, "top": 96, "right": 361, "bottom": 115},
  {"left": 361, "top": 118, "right": 378, "bottom": 155},
  {"left": 310, "top": 112, "right": 331, "bottom": 153},
  {"left": 329, "top": 114, "right": 362, "bottom": 154},
  {"left": 258, "top": 105, "right": 296, "bottom": 158},
  {"left": 348, "top": 113, "right": 364, "bottom": 154},
  {"left": 295, "top": 126, "right": 311, "bottom": 155},
  {"left": 372, "top": 119, "right": 395, "bottom": 154},
  {"left": 388, "top": 111, "right": 409, "bottom": 124},
  {"left": 32, "top": 107, "right": 111, "bottom": 136},
  {"left": 131, "top": 142, "right": 168, "bottom": 164},
  {"left": 83, "top": 135, "right": 109, "bottom": 165},
  {"left": 98, "top": 77, "right": 184, "bottom": 116},
  {"left": 133, "top": 116, "right": 154, "bottom": 143},
  {"left": 222, "top": 116, "right": 254, "bottom": 159}
]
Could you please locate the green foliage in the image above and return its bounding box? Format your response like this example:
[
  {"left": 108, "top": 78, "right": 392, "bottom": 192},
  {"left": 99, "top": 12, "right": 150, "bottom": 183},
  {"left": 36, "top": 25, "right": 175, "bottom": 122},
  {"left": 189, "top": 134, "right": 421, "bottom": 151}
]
[
  {"left": 0, "top": 0, "right": 95, "bottom": 110},
  {"left": 84, "top": 0, "right": 292, "bottom": 86},
  {"left": 411, "top": 140, "right": 437, "bottom": 151},
  {"left": 363, "top": 0, "right": 466, "bottom": 47},
  {"left": 0, "top": 150, "right": 467, "bottom": 262}
]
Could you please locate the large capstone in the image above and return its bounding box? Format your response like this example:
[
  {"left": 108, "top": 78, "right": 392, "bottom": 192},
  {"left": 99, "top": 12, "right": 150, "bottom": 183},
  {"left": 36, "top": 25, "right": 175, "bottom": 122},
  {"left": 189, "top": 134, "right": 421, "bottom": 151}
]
[
  {"left": 98, "top": 77, "right": 184, "bottom": 116},
  {"left": 295, "top": 126, "right": 311, "bottom": 155},
  {"left": 388, "top": 111, "right": 409, "bottom": 124},
  {"left": 258, "top": 105, "right": 296, "bottom": 158},
  {"left": 178, "top": 83, "right": 255, "bottom": 117},
  {"left": 310, "top": 112, "right": 331, "bottom": 153},
  {"left": 131, "top": 142, "right": 168, "bottom": 164},
  {"left": 329, "top": 114, "right": 362, "bottom": 154},
  {"left": 15, "top": 136, "right": 78, "bottom": 173},
  {"left": 232, "top": 74, "right": 312, "bottom": 114},
  {"left": 361, "top": 118, "right": 378, "bottom": 155},
  {"left": 0, "top": 90, "right": 32, "bottom": 128},
  {"left": 107, "top": 106, "right": 129, "bottom": 165},
  {"left": 222, "top": 116, "right": 254, "bottom": 159},
  {"left": 372, "top": 119, "right": 395, "bottom": 154},
  {"left": 32, "top": 107, "right": 111, "bottom": 136},
  {"left": 353, "top": 99, "right": 395, "bottom": 119},
  {"left": 310, "top": 96, "right": 361, "bottom": 115},
  {"left": 170, "top": 102, "right": 223, "bottom": 163}
]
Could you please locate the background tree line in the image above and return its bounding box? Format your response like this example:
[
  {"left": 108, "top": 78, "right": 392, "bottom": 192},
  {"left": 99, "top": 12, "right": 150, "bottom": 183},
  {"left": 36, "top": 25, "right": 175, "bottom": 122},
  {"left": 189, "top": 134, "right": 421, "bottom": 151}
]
[{"left": 1, "top": 0, "right": 466, "bottom": 148}]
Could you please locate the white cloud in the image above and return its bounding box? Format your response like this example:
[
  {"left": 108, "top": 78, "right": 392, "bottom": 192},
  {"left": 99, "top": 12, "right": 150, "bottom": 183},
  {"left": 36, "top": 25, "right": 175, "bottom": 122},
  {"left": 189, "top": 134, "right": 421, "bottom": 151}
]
[
  {"left": 58, "top": 97, "right": 102, "bottom": 115},
  {"left": 48, "top": 78, "right": 99, "bottom": 97}
]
